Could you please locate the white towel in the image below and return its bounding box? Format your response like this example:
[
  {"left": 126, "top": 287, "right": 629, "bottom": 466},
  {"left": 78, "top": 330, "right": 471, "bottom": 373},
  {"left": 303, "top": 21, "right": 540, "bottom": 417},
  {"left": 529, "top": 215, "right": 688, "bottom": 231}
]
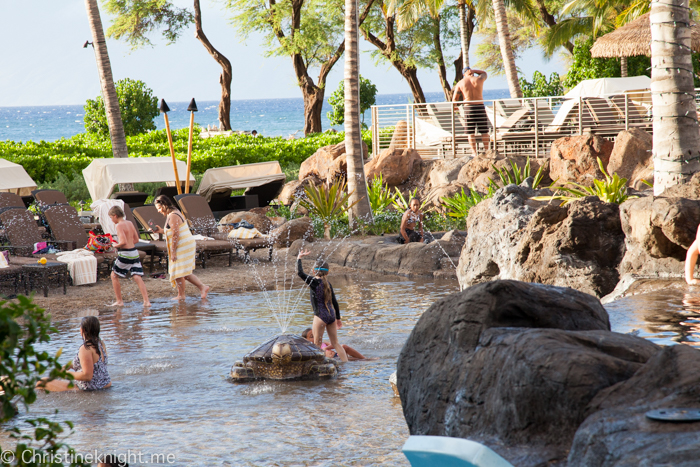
[
  {"left": 56, "top": 249, "right": 97, "bottom": 286},
  {"left": 0, "top": 253, "right": 8, "bottom": 269},
  {"left": 191, "top": 234, "right": 215, "bottom": 241},
  {"left": 90, "top": 199, "right": 126, "bottom": 238}
]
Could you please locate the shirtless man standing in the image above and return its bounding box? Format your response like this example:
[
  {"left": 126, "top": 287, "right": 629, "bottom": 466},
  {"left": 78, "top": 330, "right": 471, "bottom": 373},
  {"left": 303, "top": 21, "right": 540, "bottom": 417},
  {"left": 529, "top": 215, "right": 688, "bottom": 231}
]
[{"left": 452, "top": 67, "right": 490, "bottom": 156}]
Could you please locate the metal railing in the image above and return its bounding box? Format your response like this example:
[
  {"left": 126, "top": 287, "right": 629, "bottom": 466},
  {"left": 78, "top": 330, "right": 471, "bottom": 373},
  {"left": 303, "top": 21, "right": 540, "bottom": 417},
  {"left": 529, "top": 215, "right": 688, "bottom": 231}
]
[{"left": 369, "top": 89, "right": 679, "bottom": 160}]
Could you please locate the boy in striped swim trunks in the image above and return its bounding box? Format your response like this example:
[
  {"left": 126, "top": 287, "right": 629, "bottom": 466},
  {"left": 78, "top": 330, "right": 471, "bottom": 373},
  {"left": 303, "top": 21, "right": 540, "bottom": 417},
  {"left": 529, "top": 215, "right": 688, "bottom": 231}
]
[{"left": 109, "top": 206, "right": 150, "bottom": 307}]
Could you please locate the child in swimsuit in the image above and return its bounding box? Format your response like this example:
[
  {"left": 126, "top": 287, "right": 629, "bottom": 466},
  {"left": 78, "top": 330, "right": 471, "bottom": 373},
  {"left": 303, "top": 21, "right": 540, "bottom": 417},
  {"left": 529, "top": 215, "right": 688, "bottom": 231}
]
[
  {"left": 297, "top": 249, "right": 349, "bottom": 362},
  {"left": 302, "top": 328, "right": 366, "bottom": 360},
  {"left": 37, "top": 316, "right": 111, "bottom": 392},
  {"left": 109, "top": 205, "right": 150, "bottom": 307}
]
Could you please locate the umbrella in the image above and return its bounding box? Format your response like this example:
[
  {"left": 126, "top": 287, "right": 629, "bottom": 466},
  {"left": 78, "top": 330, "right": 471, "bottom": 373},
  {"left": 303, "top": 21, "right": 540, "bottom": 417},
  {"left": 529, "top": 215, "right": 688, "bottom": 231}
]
[{"left": 591, "top": 13, "right": 700, "bottom": 75}]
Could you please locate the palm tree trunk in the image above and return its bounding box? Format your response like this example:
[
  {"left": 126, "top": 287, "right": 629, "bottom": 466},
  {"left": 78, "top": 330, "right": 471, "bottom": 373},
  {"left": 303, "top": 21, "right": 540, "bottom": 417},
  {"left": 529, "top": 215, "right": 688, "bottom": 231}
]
[
  {"left": 457, "top": 1, "right": 470, "bottom": 68},
  {"left": 651, "top": 0, "right": 700, "bottom": 194},
  {"left": 345, "top": 0, "right": 372, "bottom": 226},
  {"left": 193, "top": 0, "right": 232, "bottom": 131},
  {"left": 491, "top": 0, "right": 522, "bottom": 98},
  {"left": 84, "top": 0, "right": 128, "bottom": 159},
  {"left": 620, "top": 56, "right": 628, "bottom": 77}
]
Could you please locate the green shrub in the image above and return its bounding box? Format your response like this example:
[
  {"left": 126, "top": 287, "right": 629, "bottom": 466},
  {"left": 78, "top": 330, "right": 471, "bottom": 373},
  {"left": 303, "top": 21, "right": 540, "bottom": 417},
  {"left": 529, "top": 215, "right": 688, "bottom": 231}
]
[
  {"left": 489, "top": 158, "right": 545, "bottom": 190},
  {"left": 0, "top": 130, "right": 373, "bottom": 185},
  {"left": 519, "top": 71, "right": 564, "bottom": 98},
  {"left": 367, "top": 174, "right": 397, "bottom": 215},
  {"left": 84, "top": 78, "right": 159, "bottom": 137},
  {"left": 327, "top": 75, "right": 378, "bottom": 127},
  {"left": 440, "top": 187, "right": 494, "bottom": 228}
]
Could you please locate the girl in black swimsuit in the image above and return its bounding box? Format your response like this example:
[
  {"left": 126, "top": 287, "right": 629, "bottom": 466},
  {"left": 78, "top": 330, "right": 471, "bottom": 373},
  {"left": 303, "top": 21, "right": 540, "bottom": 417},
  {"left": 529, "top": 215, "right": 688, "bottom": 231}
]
[{"left": 297, "top": 249, "right": 349, "bottom": 362}]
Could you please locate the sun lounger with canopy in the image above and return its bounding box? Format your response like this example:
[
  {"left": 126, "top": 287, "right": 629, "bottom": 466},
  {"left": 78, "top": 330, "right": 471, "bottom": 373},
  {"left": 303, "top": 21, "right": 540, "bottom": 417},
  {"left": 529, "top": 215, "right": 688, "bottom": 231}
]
[{"left": 82, "top": 157, "right": 196, "bottom": 201}]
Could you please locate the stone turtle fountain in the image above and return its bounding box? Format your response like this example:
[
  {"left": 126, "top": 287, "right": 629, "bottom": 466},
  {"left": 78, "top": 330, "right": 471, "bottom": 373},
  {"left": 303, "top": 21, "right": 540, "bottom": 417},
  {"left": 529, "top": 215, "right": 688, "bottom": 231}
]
[{"left": 230, "top": 334, "right": 338, "bottom": 382}]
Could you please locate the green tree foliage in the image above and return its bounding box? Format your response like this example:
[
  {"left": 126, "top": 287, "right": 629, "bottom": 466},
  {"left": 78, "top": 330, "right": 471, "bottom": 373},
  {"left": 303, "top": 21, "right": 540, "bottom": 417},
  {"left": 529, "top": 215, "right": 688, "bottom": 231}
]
[
  {"left": 519, "top": 71, "right": 564, "bottom": 97},
  {"left": 562, "top": 38, "right": 650, "bottom": 89},
  {"left": 84, "top": 78, "right": 159, "bottom": 137},
  {"left": 105, "top": 0, "right": 193, "bottom": 48},
  {"left": 327, "top": 76, "right": 378, "bottom": 127},
  {"left": 0, "top": 296, "right": 87, "bottom": 466},
  {"left": 474, "top": 13, "right": 537, "bottom": 76}
]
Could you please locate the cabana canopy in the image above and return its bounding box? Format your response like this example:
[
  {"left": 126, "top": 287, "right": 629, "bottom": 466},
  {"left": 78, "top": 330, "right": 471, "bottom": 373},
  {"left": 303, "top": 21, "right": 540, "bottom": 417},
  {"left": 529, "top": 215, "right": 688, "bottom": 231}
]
[
  {"left": 82, "top": 157, "right": 195, "bottom": 201},
  {"left": 591, "top": 12, "right": 700, "bottom": 58},
  {"left": 0, "top": 158, "right": 37, "bottom": 196},
  {"left": 197, "top": 161, "right": 286, "bottom": 202},
  {"left": 564, "top": 76, "right": 651, "bottom": 99}
]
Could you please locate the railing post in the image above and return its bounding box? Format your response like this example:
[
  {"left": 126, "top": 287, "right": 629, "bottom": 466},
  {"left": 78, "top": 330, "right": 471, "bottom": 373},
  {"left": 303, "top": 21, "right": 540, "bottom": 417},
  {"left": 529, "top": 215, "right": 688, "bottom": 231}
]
[
  {"left": 371, "top": 106, "right": 378, "bottom": 157},
  {"left": 406, "top": 105, "right": 410, "bottom": 149},
  {"left": 451, "top": 102, "right": 456, "bottom": 159},
  {"left": 493, "top": 102, "right": 497, "bottom": 154},
  {"left": 624, "top": 94, "right": 629, "bottom": 131},
  {"left": 411, "top": 104, "right": 416, "bottom": 150},
  {"left": 578, "top": 96, "right": 583, "bottom": 135},
  {"left": 534, "top": 99, "right": 539, "bottom": 159}
]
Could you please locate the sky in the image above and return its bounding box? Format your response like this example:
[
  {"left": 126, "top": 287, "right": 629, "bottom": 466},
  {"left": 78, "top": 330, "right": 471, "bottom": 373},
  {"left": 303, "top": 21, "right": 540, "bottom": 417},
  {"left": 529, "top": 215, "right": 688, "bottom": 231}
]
[{"left": 0, "top": 1, "right": 566, "bottom": 106}]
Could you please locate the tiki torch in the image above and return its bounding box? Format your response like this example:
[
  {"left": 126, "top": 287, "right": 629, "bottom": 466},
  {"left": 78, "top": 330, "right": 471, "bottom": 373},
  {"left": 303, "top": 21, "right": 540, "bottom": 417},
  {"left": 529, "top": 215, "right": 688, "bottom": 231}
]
[
  {"left": 160, "top": 99, "right": 181, "bottom": 195},
  {"left": 185, "top": 98, "right": 198, "bottom": 194}
]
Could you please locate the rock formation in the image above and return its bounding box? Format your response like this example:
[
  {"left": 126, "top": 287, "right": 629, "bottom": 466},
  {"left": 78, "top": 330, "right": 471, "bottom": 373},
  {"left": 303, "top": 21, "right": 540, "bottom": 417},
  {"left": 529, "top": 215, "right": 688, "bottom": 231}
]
[
  {"left": 219, "top": 211, "right": 273, "bottom": 234},
  {"left": 550, "top": 132, "right": 614, "bottom": 186},
  {"left": 606, "top": 128, "right": 653, "bottom": 189},
  {"left": 364, "top": 147, "right": 422, "bottom": 186},
  {"left": 457, "top": 185, "right": 625, "bottom": 297},
  {"left": 270, "top": 217, "right": 314, "bottom": 247},
  {"left": 298, "top": 141, "right": 369, "bottom": 184},
  {"left": 398, "top": 280, "right": 696, "bottom": 466}
]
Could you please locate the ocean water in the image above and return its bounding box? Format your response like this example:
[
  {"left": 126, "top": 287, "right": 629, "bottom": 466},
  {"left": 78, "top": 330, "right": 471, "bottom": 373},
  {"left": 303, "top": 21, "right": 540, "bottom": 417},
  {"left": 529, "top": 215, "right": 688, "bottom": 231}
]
[{"left": 0, "top": 90, "right": 509, "bottom": 142}]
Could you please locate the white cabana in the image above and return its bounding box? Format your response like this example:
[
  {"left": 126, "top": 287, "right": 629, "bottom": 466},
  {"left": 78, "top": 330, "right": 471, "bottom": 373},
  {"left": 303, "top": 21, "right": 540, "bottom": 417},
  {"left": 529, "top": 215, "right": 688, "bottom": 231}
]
[
  {"left": 0, "top": 158, "right": 37, "bottom": 196},
  {"left": 82, "top": 157, "right": 196, "bottom": 201},
  {"left": 197, "top": 161, "right": 286, "bottom": 202},
  {"left": 564, "top": 76, "right": 651, "bottom": 99}
]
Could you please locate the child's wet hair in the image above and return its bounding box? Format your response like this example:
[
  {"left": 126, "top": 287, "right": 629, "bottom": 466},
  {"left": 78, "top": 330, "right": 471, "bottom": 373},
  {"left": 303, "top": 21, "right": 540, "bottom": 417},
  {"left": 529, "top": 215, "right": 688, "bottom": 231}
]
[{"left": 302, "top": 328, "right": 312, "bottom": 339}]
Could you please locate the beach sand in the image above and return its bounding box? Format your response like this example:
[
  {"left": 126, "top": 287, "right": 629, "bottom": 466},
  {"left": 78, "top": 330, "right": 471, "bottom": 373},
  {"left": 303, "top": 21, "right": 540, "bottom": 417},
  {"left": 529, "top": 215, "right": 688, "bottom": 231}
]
[{"left": 14, "top": 248, "right": 360, "bottom": 320}]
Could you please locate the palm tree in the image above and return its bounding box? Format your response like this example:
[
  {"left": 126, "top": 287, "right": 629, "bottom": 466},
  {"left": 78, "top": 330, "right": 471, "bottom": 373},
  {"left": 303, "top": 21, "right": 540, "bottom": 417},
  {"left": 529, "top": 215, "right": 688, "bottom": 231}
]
[
  {"left": 492, "top": 0, "right": 522, "bottom": 97},
  {"left": 84, "top": 0, "right": 128, "bottom": 159},
  {"left": 345, "top": 0, "right": 373, "bottom": 225},
  {"left": 651, "top": 0, "right": 700, "bottom": 194}
]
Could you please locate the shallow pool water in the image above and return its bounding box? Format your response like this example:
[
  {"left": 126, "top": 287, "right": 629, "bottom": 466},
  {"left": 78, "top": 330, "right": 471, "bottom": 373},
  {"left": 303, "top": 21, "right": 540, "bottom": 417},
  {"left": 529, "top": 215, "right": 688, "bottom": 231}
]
[
  {"left": 6, "top": 274, "right": 459, "bottom": 466},
  {"left": 7, "top": 276, "right": 700, "bottom": 466}
]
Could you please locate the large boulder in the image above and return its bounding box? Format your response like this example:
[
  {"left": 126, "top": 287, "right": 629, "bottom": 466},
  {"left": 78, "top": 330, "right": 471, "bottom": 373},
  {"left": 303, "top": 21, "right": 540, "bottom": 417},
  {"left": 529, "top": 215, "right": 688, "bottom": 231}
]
[
  {"left": 423, "top": 183, "right": 469, "bottom": 211},
  {"left": 568, "top": 345, "right": 700, "bottom": 466},
  {"left": 298, "top": 141, "right": 368, "bottom": 184},
  {"left": 270, "top": 217, "right": 314, "bottom": 247},
  {"left": 607, "top": 128, "right": 653, "bottom": 189},
  {"left": 389, "top": 120, "right": 409, "bottom": 150},
  {"left": 456, "top": 153, "right": 549, "bottom": 193},
  {"left": 397, "top": 280, "right": 660, "bottom": 466},
  {"left": 429, "top": 157, "right": 470, "bottom": 187},
  {"left": 365, "top": 147, "right": 422, "bottom": 187},
  {"left": 458, "top": 185, "right": 625, "bottom": 297},
  {"left": 219, "top": 211, "right": 273, "bottom": 234},
  {"left": 278, "top": 177, "right": 318, "bottom": 206},
  {"left": 550, "top": 132, "right": 614, "bottom": 186},
  {"left": 618, "top": 195, "right": 700, "bottom": 278}
]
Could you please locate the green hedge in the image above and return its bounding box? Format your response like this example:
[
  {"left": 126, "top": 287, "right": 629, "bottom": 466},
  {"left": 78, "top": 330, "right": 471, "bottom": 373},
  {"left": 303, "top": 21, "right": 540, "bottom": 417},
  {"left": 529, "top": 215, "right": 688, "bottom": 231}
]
[{"left": 0, "top": 128, "right": 373, "bottom": 184}]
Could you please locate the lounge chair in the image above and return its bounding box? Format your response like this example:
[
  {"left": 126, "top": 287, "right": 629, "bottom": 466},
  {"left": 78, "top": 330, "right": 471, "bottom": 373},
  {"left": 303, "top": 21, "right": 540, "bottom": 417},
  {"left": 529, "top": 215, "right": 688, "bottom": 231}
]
[
  {"left": 0, "top": 206, "right": 71, "bottom": 258},
  {"left": 131, "top": 205, "right": 234, "bottom": 268},
  {"left": 42, "top": 204, "right": 139, "bottom": 274},
  {"left": 173, "top": 194, "right": 273, "bottom": 262},
  {"left": 402, "top": 436, "right": 513, "bottom": 467},
  {"left": 0, "top": 193, "right": 25, "bottom": 209},
  {"left": 0, "top": 261, "right": 22, "bottom": 296},
  {"left": 32, "top": 189, "right": 100, "bottom": 231}
]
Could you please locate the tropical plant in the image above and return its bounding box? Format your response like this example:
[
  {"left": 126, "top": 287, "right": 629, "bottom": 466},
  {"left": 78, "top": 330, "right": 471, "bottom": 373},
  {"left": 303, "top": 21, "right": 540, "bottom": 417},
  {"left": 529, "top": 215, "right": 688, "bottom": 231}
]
[
  {"left": 392, "top": 187, "right": 430, "bottom": 212},
  {"left": 84, "top": 0, "right": 128, "bottom": 159},
  {"left": 84, "top": 78, "right": 158, "bottom": 137},
  {"left": 489, "top": 157, "right": 545, "bottom": 189},
  {"left": 300, "top": 181, "right": 360, "bottom": 239},
  {"left": 532, "top": 158, "right": 635, "bottom": 205},
  {"left": 105, "top": 0, "right": 233, "bottom": 130},
  {"left": 440, "top": 186, "right": 494, "bottom": 227},
  {"left": 519, "top": 71, "right": 564, "bottom": 98},
  {"left": 327, "top": 75, "right": 378, "bottom": 127},
  {"left": 367, "top": 174, "right": 397, "bottom": 215},
  {"left": 0, "top": 296, "right": 87, "bottom": 467}
]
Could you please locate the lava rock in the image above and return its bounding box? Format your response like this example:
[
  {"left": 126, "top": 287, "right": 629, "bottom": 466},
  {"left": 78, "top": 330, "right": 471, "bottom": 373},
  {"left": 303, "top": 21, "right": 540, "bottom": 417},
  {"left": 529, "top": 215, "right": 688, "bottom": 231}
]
[
  {"left": 568, "top": 345, "right": 700, "bottom": 466},
  {"left": 550, "top": 132, "right": 614, "bottom": 186},
  {"left": 270, "top": 217, "right": 314, "bottom": 247},
  {"left": 607, "top": 128, "right": 653, "bottom": 190},
  {"left": 364, "top": 147, "right": 422, "bottom": 186}
]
